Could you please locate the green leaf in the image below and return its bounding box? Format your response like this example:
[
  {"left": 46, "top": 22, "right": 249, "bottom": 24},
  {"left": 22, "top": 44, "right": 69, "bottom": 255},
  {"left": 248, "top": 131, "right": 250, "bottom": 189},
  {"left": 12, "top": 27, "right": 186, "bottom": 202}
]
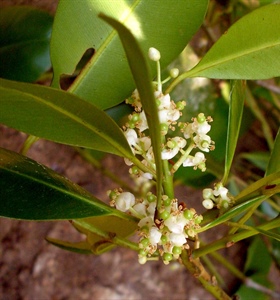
[
  {"left": 99, "top": 14, "right": 162, "bottom": 195},
  {"left": 177, "top": 4, "right": 280, "bottom": 80},
  {"left": 74, "top": 216, "right": 138, "bottom": 254},
  {"left": 0, "top": 147, "right": 113, "bottom": 220},
  {"left": 245, "top": 236, "right": 272, "bottom": 274},
  {"left": 240, "top": 151, "right": 270, "bottom": 172},
  {"left": 266, "top": 127, "right": 280, "bottom": 175},
  {"left": 50, "top": 0, "right": 208, "bottom": 109},
  {"left": 234, "top": 171, "right": 280, "bottom": 203},
  {"left": 200, "top": 196, "right": 266, "bottom": 232},
  {"left": 0, "top": 78, "right": 133, "bottom": 158},
  {"left": 223, "top": 80, "right": 246, "bottom": 184},
  {"left": 236, "top": 273, "right": 272, "bottom": 300},
  {"left": 0, "top": 6, "right": 53, "bottom": 82},
  {"left": 256, "top": 228, "right": 280, "bottom": 242},
  {"left": 46, "top": 237, "right": 93, "bottom": 254}
]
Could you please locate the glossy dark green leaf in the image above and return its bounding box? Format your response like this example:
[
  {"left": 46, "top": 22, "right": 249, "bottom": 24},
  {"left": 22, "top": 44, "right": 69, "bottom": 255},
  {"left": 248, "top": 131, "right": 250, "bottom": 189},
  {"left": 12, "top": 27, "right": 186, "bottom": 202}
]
[
  {"left": 0, "top": 147, "right": 113, "bottom": 220},
  {"left": 0, "top": 78, "right": 133, "bottom": 158},
  {"left": 181, "top": 4, "right": 280, "bottom": 80},
  {"left": 0, "top": 6, "right": 53, "bottom": 82},
  {"left": 99, "top": 14, "right": 162, "bottom": 193},
  {"left": 51, "top": 0, "right": 208, "bottom": 109},
  {"left": 222, "top": 80, "right": 246, "bottom": 184}
]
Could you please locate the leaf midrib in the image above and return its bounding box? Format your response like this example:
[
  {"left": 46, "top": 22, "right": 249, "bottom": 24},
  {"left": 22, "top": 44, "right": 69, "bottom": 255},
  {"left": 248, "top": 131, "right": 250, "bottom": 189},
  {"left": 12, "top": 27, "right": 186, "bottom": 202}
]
[
  {"left": 0, "top": 165, "right": 112, "bottom": 214},
  {"left": 69, "top": 0, "right": 141, "bottom": 93},
  {"left": 0, "top": 86, "right": 130, "bottom": 157}
]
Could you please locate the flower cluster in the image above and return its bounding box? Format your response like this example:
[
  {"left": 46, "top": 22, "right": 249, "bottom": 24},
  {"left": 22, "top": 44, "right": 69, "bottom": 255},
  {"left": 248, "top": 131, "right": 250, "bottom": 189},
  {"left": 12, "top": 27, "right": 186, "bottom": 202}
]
[
  {"left": 108, "top": 47, "right": 216, "bottom": 264},
  {"left": 202, "top": 182, "right": 233, "bottom": 210},
  {"left": 108, "top": 189, "right": 203, "bottom": 264}
]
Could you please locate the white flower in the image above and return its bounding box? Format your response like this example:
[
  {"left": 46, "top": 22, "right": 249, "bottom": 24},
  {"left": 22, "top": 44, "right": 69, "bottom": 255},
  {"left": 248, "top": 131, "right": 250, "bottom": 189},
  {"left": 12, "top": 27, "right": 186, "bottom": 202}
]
[
  {"left": 147, "top": 202, "right": 156, "bottom": 216},
  {"left": 124, "top": 129, "right": 138, "bottom": 148},
  {"left": 169, "top": 233, "right": 187, "bottom": 246},
  {"left": 192, "top": 114, "right": 211, "bottom": 135},
  {"left": 149, "top": 226, "right": 162, "bottom": 245},
  {"left": 183, "top": 152, "right": 206, "bottom": 171},
  {"left": 115, "top": 192, "right": 135, "bottom": 212},
  {"left": 193, "top": 134, "right": 211, "bottom": 152},
  {"left": 132, "top": 203, "right": 147, "bottom": 217},
  {"left": 138, "top": 136, "right": 151, "bottom": 151},
  {"left": 156, "top": 93, "right": 171, "bottom": 110},
  {"left": 138, "top": 111, "right": 148, "bottom": 132},
  {"left": 165, "top": 214, "right": 188, "bottom": 234},
  {"left": 138, "top": 216, "right": 154, "bottom": 228},
  {"left": 183, "top": 123, "right": 194, "bottom": 139},
  {"left": 161, "top": 137, "right": 186, "bottom": 160},
  {"left": 214, "top": 185, "right": 230, "bottom": 201}
]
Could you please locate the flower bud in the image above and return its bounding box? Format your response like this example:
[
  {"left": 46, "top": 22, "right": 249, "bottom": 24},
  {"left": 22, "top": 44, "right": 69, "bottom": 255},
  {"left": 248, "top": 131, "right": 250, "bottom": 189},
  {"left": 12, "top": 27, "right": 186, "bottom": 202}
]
[
  {"left": 115, "top": 192, "right": 135, "bottom": 212},
  {"left": 148, "top": 47, "right": 161, "bottom": 61},
  {"left": 202, "top": 199, "right": 214, "bottom": 210},
  {"left": 170, "top": 68, "right": 179, "bottom": 78}
]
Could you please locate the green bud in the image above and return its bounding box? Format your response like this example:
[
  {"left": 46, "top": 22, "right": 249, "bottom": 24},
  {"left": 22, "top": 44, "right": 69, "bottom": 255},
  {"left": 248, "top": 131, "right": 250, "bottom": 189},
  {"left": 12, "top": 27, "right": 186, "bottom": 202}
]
[
  {"left": 163, "top": 252, "right": 173, "bottom": 262},
  {"left": 140, "top": 238, "right": 150, "bottom": 248},
  {"left": 160, "top": 123, "right": 169, "bottom": 132},
  {"left": 176, "top": 101, "right": 185, "bottom": 111},
  {"left": 172, "top": 246, "right": 182, "bottom": 255},
  {"left": 131, "top": 113, "right": 140, "bottom": 123},
  {"left": 128, "top": 120, "right": 135, "bottom": 129},
  {"left": 183, "top": 209, "right": 194, "bottom": 220},
  {"left": 221, "top": 200, "right": 229, "bottom": 209},
  {"left": 161, "top": 235, "right": 168, "bottom": 244},
  {"left": 139, "top": 249, "right": 147, "bottom": 256},
  {"left": 163, "top": 198, "right": 171, "bottom": 207},
  {"left": 195, "top": 215, "right": 203, "bottom": 224},
  {"left": 167, "top": 140, "right": 177, "bottom": 149},
  {"left": 131, "top": 165, "right": 139, "bottom": 175},
  {"left": 170, "top": 68, "right": 179, "bottom": 78},
  {"left": 197, "top": 113, "right": 206, "bottom": 123},
  {"left": 159, "top": 210, "right": 170, "bottom": 220},
  {"left": 147, "top": 193, "right": 156, "bottom": 203}
]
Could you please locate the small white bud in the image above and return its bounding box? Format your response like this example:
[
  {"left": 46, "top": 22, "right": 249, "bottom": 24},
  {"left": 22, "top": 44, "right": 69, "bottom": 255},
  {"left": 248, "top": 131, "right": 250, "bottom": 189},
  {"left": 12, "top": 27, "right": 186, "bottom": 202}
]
[
  {"left": 202, "top": 199, "right": 214, "bottom": 210},
  {"left": 148, "top": 47, "right": 161, "bottom": 61},
  {"left": 115, "top": 192, "right": 135, "bottom": 212}
]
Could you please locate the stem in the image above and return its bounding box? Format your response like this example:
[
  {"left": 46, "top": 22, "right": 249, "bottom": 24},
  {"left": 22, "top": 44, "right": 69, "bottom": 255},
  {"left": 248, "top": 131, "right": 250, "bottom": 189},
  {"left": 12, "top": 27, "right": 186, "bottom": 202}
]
[
  {"left": 156, "top": 60, "right": 162, "bottom": 93},
  {"left": 200, "top": 242, "right": 280, "bottom": 298},
  {"left": 227, "top": 201, "right": 260, "bottom": 235},
  {"left": 192, "top": 217, "right": 280, "bottom": 258},
  {"left": 245, "top": 87, "right": 274, "bottom": 150},
  {"left": 162, "top": 159, "right": 174, "bottom": 199},
  {"left": 171, "top": 142, "right": 195, "bottom": 173},
  {"left": 20, "top": 135, "right": 39, "bottom": 155},
  {"left": 73, "top": 219, "right": 139, "bottom": 251},
  {"left": 201, "top": 255, "right": 226, "bottom": 288},
  {"left": 181, "top": 251, "right": 231, "bottom": 300}
]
